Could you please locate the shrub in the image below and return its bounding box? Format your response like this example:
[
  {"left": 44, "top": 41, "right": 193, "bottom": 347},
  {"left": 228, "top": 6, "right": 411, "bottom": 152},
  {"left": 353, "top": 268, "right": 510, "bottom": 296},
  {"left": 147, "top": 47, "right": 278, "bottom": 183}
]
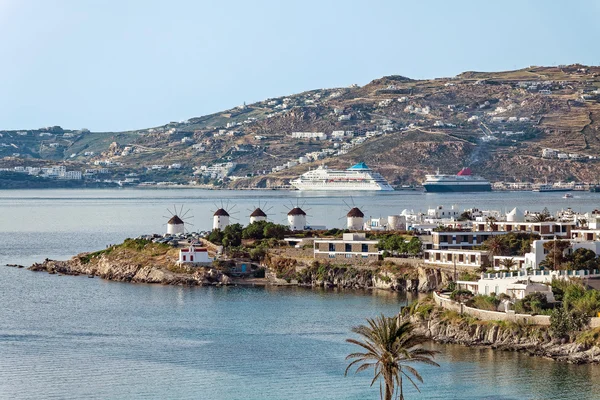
[
  {"left": 468, "top": 295, "right": 500, "bottom": 311},
  {"left": 450, "top": 289, "right": 473, "bottom": 303},
  {"left": 514, "top": 292, "right": 550, "bottom": 315}
]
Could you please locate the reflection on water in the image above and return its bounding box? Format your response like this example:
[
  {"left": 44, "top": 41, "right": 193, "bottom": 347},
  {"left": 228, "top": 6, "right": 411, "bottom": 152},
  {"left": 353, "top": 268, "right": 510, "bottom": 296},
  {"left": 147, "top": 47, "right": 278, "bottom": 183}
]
[{"left": 0, "top": 267, "right": 599, "bottom": 400}]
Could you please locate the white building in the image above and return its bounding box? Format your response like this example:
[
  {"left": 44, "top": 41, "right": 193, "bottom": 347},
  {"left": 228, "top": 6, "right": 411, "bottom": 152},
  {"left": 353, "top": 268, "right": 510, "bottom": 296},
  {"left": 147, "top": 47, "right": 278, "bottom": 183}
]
[
  {"left": 524, "top": 239, "right": 600, "bottom": 270},
  {"left": 458, "top": 277, "right": 555, "bottom": 301},
  {"left": 291, "top": 132, "right": 327, "bottom": 140},
  {"left": 178, "top": 246, "right": 213, "bottom": 264}
]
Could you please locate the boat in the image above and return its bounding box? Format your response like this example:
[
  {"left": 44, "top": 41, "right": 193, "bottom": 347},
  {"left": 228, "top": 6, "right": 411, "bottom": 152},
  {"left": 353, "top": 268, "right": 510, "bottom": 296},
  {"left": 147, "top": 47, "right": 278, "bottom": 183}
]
[
  {"left": 590, "top": 185, "right": 600, "bottom": 193},
  {"left": 289, "top": 162, "right": 393, "bottom": 191},
  {"left": 422, "top": 167, "right": 492, "bottom": 192},
  {"left": 532, "top": 184, "right": 574, "bottom": 192},
  {"left": 563, "top": 193, "right": 574, "bottom": 199}
]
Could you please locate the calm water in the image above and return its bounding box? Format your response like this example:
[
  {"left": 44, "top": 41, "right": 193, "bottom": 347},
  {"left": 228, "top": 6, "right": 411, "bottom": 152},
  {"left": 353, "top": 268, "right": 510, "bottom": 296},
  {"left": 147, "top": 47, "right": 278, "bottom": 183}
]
[{"left": 2, "top": 189, "right": 600, "bottom": 399}]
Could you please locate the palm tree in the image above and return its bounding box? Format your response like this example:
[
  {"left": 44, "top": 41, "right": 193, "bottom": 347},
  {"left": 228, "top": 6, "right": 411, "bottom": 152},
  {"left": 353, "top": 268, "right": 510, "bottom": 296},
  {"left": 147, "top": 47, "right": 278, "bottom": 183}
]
[
  {"left": 500, "top": 257, "right": 517, "bottom": 271},
  {"left": 482, "top": 235, "right": 507, "bottom": 258},
  {"left": 345, "top": 315, "right": 439, "bottom": 400}
]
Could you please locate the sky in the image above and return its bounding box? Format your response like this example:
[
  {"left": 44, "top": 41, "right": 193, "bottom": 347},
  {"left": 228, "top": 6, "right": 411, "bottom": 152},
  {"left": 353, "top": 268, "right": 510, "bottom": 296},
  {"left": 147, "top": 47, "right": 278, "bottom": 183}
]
[{"left": 0, "top": 0, "right": 599, "bottom": 132}]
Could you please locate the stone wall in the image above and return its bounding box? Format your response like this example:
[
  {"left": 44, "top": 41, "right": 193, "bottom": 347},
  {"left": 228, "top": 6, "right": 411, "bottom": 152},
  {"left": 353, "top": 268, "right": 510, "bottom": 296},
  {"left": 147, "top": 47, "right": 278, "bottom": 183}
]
[{"left": 433, "top": 291, "right": 551, "bottom": 326}]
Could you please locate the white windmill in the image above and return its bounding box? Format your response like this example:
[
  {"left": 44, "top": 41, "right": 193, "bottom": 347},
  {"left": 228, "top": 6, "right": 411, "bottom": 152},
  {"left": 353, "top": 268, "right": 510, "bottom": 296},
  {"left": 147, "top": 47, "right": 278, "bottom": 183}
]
[
  {"left": 284, "top": 200, "right": 309, "bottom": 231},
  {"left": 248, "top": 201, "right": 272, "bottom": 224},
  {"left": 212, "top": 200, "right": 238, "bottom": 231},
  {"left": 342, "top": 199, "right": 366, "bottom": 231},
  {"left": 164, "top": 205, "right": 193, "bottom": 235}
]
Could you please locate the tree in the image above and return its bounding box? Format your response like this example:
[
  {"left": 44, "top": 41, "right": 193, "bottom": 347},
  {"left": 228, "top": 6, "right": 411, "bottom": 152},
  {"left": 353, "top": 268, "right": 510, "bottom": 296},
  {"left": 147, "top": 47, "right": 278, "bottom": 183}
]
[
  {"left": 263, "top": 223, "right": 288, "bottom": 240},
  {"left": 207, "top": 229, "right": 224, "bottom": 244},
  {"left": 242, "top": 221, "right": 266, "bottom": 240},
  {"left": 458, "top": 211, "right": 472, "bottom": 221},
  {"left": 540, "top": 240, "right": 571, "bottom": 270},
  {"left": 570, "top": 248, "right": 600, "bottom": 271},
  {"left": 485, "top": 216, "right": 498, "bottom": 231},
  {"left": 499, "top": 257, "right": 517, "bottom": 271},
  {"left": 482, "top": 235, "right": 508, "bottom": 258},
  {"left": 345, "top": 315, "right": 439, "bottom": 400},
  {"left": 406, "top": 237, "right": 422, "bottom": 256},
  {"left": 532, "top": 207, "right": 554, "bottom": 222},
  {"left": 222, "top": 224, "right": 243, "bottom": 248}
]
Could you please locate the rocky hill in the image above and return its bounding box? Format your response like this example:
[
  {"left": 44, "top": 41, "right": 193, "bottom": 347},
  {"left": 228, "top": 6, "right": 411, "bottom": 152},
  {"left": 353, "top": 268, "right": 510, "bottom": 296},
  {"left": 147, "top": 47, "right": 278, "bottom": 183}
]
[{"left": 3, "top": 64, "right": 600, "bottom": 186}]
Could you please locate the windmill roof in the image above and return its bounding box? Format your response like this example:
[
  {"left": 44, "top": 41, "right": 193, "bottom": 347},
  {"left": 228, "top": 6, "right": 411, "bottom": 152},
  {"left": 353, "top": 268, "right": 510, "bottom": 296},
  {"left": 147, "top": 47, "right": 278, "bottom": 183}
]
[
  {"left": 168, "top": 215, "right": 184, "bottom": 225},
  {"left": 214, "top": 208, "right": 230, "bottom": 217},
  {"left": 250, "top": 208, "right": 267, "bottom": 217},
  {"left": 287, "top": 207, "right": 306, "bottom": 216},
  {"left": 347, "top": 207, "right": 365, "bottom": 217}
]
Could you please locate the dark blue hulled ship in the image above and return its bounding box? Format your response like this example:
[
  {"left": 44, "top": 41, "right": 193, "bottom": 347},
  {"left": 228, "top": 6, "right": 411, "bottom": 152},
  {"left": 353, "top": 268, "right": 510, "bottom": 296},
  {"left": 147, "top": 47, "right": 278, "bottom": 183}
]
[{"left": 423, "top": 167, "right": 492, "bottom": 192}]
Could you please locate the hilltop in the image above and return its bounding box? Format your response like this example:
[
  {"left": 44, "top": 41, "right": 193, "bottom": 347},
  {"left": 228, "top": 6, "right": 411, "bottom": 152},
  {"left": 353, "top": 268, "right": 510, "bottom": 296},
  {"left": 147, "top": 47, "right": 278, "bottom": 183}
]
[{"left": 2, "top": 64, "right": 600, "bottom": 187}]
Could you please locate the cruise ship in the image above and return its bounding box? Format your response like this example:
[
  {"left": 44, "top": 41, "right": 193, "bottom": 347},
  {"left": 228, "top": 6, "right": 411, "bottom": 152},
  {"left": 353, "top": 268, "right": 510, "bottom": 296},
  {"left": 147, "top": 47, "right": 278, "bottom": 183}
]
[
  {"left": 290, "top": 163, "right": 394, "bottom": 191},
  {"left": 423, "top": 168, "right": 492, "bottom": 192}
]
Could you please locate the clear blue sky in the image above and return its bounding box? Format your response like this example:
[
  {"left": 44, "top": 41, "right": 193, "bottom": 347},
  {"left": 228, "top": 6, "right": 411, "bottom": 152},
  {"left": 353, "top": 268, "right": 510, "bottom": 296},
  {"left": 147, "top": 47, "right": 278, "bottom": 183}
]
[{"left": 1, "top": 0, "right": 599, "bottom": 132}]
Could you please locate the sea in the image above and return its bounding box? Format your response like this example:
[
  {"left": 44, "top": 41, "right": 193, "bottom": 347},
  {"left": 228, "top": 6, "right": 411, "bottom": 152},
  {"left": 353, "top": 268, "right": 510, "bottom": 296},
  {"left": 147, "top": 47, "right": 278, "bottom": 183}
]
[{"left": 1, "top": 188, "right": 600, "bottom": 400}]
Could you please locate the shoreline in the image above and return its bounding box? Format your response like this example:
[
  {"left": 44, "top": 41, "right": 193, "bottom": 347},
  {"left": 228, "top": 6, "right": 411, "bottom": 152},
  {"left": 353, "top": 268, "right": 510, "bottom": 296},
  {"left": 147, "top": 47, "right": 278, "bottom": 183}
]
[{"left": 10, "top": 259, "right": 600, "bottom": 364}]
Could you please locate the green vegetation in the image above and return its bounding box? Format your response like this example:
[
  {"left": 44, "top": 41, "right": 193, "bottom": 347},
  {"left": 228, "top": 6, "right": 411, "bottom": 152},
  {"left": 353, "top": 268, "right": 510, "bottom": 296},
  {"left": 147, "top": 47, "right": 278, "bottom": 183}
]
[
  {"left": 377, "top": 235, "right": 422, "bottom": 256},
  {"left": 78, "top": 238, "right": 171, "bottom": 265},
  {"left": 241, "top": 220, "right": 289, "bottom": 240},
  {"left": 345, "top": 315, "right": 440, "bottom": 400},
  {"left": 469, "top": 295, "right": 500, "bottom": 311},
  {"left": 481, "top": 232, "right": 540, "bottom": 258},
  {"left": 450, "top": 289, "right": 473, "bottom": 303},
  {"left": 549, "top": 280, "right": 600, "bottom": 338},
  {"left": 513, "top": 293, "right": 550, "bottom": 315},
  {"left": 458, "top": 271, "right": 480, "bottom": 282},
  {"left": 540, "top": 242, "right": 600, "bottom": 270}
]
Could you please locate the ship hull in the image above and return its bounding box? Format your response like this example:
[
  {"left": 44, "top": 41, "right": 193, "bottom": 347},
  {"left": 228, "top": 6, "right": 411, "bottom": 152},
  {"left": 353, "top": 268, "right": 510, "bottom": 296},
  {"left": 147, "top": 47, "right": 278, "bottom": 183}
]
[
  {"left": 533, "top": 188, "right": 573, "bottom": 192},
  {"left": 423, "top": 183, "right": 492, "bottom": 192},
  {"left": 291, "top": 182, "right": 394, "bottom": 191}
]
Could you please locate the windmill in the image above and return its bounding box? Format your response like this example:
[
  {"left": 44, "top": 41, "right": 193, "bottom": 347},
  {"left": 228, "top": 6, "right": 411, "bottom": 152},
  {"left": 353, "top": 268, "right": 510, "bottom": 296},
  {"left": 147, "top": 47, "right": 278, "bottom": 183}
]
[
  {"left": 164, "top": 205, "right": 194, "bottom": 235},
  {"left": 248, "top": 200, "right": 273, "bottom": 224},
  {"left": 340, "top": 198, "right": 366, "bottom": 231},
  {"left": 283, "top": 200, "right": 310, "bottom": 231},
  {"left": 211, "top": 200, "right": 239, "bottom": 231}
]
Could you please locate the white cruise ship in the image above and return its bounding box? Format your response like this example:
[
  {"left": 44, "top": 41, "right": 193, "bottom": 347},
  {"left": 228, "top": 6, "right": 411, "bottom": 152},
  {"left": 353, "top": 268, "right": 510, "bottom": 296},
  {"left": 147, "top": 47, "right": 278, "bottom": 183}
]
[
  {"left": 423, "top": 167, "right": 492, "bottom": 192},
  {"left": 290, "top": 163, "right": 394, "bottom": 191}
]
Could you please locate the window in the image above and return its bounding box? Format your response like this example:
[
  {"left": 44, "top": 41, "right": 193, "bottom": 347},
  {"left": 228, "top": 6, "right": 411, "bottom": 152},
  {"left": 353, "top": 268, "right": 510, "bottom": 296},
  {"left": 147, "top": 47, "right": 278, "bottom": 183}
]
[
  {"left": 345, "top": 243, "right": 352, "bottom": 252},
  {"left": 182, "top": 255, "right": 186, "bottom": 261},
  {"left": 190, "top": 255, "right": 194, "bottom": 262},
  {"left": 329, "top": 254, "right": 335, "bottom": 258},
  {"left": 361, "top": 244, "right": 368, "bottom": 253},
  {"left": 345, "top": 254, "right": 352, "bottom": 258},
  {"left": 362, "top": 255, "right": 368, "bottom": 258},
  {"left": 329, "top": 243, "right": 335, "bottom": 252}
]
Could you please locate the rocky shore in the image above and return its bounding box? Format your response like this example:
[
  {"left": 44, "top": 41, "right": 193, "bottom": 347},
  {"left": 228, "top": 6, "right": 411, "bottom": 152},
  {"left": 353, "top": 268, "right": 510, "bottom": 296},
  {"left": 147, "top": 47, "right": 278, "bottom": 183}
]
[
  {"left": 28, "top": 257, "right": 233, "bottom": 286},
  {"left": 408, "top": 303, "right": 600, "bottom": 364}
]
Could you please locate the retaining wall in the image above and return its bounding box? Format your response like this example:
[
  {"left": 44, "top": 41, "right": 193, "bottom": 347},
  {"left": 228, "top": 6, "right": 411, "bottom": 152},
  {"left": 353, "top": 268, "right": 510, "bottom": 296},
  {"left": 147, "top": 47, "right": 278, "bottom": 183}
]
[{"left": 433, "top": 291, "right": 550, "bottom": 326}]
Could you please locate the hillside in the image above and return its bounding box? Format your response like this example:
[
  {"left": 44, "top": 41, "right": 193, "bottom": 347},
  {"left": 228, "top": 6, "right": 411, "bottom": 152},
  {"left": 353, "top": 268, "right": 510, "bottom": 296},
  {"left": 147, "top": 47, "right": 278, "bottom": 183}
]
[{"left": 3, "top": 64, "right": 600, "bottom": 186}]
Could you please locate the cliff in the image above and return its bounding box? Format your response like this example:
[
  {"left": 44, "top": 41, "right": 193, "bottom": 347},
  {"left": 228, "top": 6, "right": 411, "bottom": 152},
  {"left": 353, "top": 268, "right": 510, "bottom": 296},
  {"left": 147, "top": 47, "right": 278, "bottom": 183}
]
[
  {"left": 408, "top": 300, "right": 600, "bottom": 364},
  {"left": 265, "top": 256, "right": 451, "bottom": 292}
]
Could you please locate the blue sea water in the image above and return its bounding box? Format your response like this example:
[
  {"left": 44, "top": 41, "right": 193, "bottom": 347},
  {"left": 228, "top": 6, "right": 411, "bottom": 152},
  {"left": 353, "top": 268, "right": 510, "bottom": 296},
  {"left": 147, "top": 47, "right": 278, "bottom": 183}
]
[{"left": 1, "top": 189, "right": 600, "bottom": 399}]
